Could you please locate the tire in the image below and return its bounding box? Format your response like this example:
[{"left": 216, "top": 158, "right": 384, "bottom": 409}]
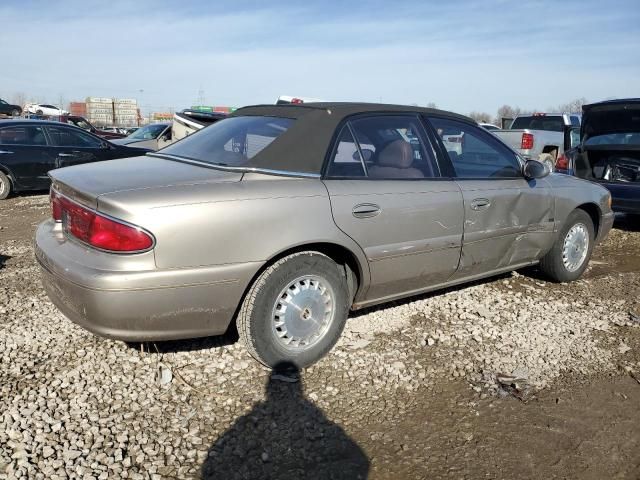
[
  {"left": 538, "top": 153, "right": 555, "bottom": 172},
  {"left": 539, "top": 209, "right": 594, "bottom": 282},
  {"left": 0, "top": 171, "right": 11, "bottom": 200},
  {"left": 36, "top": 109, "right": 43, "bottom": 115},
  {"left": 11, "top": 109, "right": 20, "bottom": 117},
  {"left": 238, "top": 251, "right": 349, "bottom": 368}
]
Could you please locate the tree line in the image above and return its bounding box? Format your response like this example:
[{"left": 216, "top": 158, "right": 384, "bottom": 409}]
[{"left": 467, "top": 97, "right": 588, "bottom": 126}]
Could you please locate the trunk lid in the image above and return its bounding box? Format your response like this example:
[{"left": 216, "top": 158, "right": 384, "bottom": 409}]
[
  {"left": 582, "top": 99, "right": 640, "bottom": 142},
  {"left": 50, "top": 155, "right": 243, "bottom": 209}
]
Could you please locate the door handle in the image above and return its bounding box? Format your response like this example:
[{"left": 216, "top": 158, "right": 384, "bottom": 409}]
[
  {"left": 57, "top": 153, "right": 75, "bottom": 157},
  {"left": 470, "top": 198, "right": 491, "bottom": 210},
  {"left": 0, "top": 150, "right": 14, "bottom": 154},
  {"left": 352, "top": 203, "right": 381, "bottom": 218}
]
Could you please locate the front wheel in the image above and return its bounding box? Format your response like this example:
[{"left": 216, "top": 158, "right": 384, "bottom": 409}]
[
  {"left": 238, "top": 252, "right": 349, "bottom": 368},
  {"left": 539, "top": 209, "right": 594, "bottom": 282}
]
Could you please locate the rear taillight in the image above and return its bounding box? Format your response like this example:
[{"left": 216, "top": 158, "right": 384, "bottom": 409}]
[
  {"left": 521, "top": 133, "right": 534, "bottom": 150},
  {"left": 51, "top": 188, "right": 62, "bottom": 221},
  {"left": 291, "top": 98, "right": 304, "bottom": 104},
  {"left": 555, "top": 154, "right": 568, "bottom": 170},
  {"left": 51, "top": 190, "right": 153, "bottom": 252}
]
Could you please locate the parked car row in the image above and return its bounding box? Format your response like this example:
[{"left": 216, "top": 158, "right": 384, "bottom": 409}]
[
  {"left": 33, "top": 102, "right": 615, "bottom": 369},
  {"left": 0, "top": 120, "right": 150, "bottom": 199}
]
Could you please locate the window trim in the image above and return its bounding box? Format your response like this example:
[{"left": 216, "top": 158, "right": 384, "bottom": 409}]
[
  {"left": 322, "top": 112, "right": 444, "bottom": 181},
  {"left": 424, "top": 115, "right": 525, "bottom": 181}
]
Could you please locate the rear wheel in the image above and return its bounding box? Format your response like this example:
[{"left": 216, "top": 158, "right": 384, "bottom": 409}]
[
  {"left": 11, "top": 109, "right": 20, "bottom": 117},
  {"left": 0, "top": 172, "right": 11, "bottom": 199},
  {"left": 238, "top": 252, "right": 349, "bottom": 368},
  {"left": 539, "top": 209, "right": 594, "bottom": 282}
]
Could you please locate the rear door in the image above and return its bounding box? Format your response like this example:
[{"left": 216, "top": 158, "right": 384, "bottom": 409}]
[
  {"left": 45, "top": 125, "right": 108, "bottom": 168},
  {"left": 427, "top": 116, "right": 555, "bottom": 278},
  {"left": 0, "top": 124, "right": 53, "bottom": 190},
  {"left": 323, "top": 114, "right": 464, "bottom": 302}
]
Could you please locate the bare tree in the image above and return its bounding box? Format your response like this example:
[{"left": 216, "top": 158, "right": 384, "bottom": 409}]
[
  {"left": 553, "top": 97, "right": 588, "bottom": 113},
  {"left": 426, "top": 102, "right": 437, "bottom": 109},
  {"left": 10, "top": 92, "right": 26, "bottom": 107},
  {"left": 468, "top": 111, "right": 493, "bottom": 123}
]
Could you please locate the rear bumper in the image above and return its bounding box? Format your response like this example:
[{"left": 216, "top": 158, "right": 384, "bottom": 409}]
[{"left": 35, "top": 220, "right": 260, "bottom": 341}]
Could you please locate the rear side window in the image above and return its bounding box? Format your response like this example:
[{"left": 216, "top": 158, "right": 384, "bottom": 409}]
[
  {"left": 511, "top": 116, "right": 564, "bottom": 132},
  {"left": 0, "top": 126, "right": 47, "bottom": 146},
  {"left": 570, "top": 116, "right": 581, "bottom": 127},
  {"left": 162, "top": 116, "right": 294, "bottom": 167},
  {"left": 326, "top": 126, "right": 366, "bottom": 178},
  {"left": 47, "top": 126, "right": 102, "bottom": 148},
  {"left": 326, "top": 115, "right": 440, "bottom": 179},
  {"left": 430, "top": 117, "right": 521, "bottom": 179}
]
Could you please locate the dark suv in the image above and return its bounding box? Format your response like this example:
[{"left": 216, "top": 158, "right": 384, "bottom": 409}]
[{"left": 0, "top": 99, "right": 22, "bottom": 117}]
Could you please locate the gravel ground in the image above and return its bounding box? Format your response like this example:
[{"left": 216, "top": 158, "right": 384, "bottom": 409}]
[{"left": 1, "top": 194, "right": 640, "bottom": 479}]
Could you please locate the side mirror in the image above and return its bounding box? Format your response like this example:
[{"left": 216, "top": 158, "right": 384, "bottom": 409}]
[{"left": 523, "top": 159, "right": 550, "bottom": 179}]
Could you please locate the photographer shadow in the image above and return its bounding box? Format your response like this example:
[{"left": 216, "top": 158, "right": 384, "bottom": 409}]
[{"left": 201, "top": 362, "right": 369, "bottom": 480}]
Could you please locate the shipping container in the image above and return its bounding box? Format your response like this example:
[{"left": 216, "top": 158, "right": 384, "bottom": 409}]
[{"left": 86, "top": 97, "right": 112, "bottom": 104}]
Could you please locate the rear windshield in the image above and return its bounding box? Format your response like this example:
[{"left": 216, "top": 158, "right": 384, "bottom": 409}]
[
  {"left": 585, "top": 133, "right": 640, "bottom": 146},
  {"left": 160, "top": 116, "right": 294, "bottom": 167},
  {"left": 510, "top": 116, "right": 564, "bottom": 132}
]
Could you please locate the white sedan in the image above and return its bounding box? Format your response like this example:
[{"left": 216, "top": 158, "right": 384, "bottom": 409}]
[{"left": 25, "top": 104, "right": 68, "bottom": 116}]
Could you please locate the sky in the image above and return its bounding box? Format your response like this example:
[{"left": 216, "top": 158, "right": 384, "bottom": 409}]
[{"left": 1, "top": 0, "right": 639, "bottom": 117}]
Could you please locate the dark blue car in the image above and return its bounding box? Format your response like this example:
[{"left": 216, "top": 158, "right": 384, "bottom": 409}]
[{"left": 557, "top": 99, "right": 640, "bottom": 216}]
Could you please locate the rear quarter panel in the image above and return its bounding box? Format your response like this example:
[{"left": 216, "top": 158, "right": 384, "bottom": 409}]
[{"left": 97, "top": 173, "right": 370, "bottom": 277}]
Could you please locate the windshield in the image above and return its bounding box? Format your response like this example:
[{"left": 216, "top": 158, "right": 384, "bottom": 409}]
[
  {"left": 160, "top": 116, "right": 294, "bottom": 167},
  {"left": 511, "top": 116, "right": 564, "bottom": 132},
  {"left": 585, "top": 133, "right": 640, "bottom": 146},
  {"left": 71, "top": 119, "right": 92, "bottom": 130},
  {"left": 128, "top": 124, "right": 167, "bottom": 139}
]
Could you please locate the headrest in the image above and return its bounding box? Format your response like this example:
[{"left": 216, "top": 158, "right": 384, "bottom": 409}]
[{"left": 377, "top": 139, "right": 414, "bottom": 169}]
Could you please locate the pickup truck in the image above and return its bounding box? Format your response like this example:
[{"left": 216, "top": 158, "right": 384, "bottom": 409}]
[{"left": 493, "top": 113, "right": 581, "bottom": 170}]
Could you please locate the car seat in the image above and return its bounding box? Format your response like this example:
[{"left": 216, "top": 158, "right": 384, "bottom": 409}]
[{"left": 368, "top": 139, "right": 424, "bottom": 178}]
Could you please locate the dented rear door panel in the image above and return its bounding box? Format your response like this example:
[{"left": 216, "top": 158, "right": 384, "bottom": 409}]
[{"left": 453, "top": 178, "right": 555, "bottom": 278}]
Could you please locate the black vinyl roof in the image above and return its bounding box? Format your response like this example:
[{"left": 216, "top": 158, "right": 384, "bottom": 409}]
[{"left": 228, "top": 103, "right": 474, "bottom": 174}]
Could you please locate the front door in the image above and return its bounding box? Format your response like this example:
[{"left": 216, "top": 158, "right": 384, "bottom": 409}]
[
  {"left": 323, "top": 114, "right": 464, "bottom": 302},
  {"left": 427, "top": 116, "right": 555, "bottom": 278}
]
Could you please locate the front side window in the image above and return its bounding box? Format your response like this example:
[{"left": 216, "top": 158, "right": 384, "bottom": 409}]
[
  {"left": 326, "top": 115, "right": 439, "bottom": 179},
  {"left": 0, "top": 126, "right": 47, "bottom": 146},
  {"left": 161, "top": 116, "right": 294, "bottom": 167},
  {"left": 48, "top": 126, "right": 102, "bottom": 148},
  {"left": 430, "top": 117, "right": 521, "bottom": 179}
]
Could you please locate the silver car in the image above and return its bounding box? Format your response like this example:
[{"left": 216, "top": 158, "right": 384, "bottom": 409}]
[{"left": 35, "top": 103, "right": 615, "bottom": 367}]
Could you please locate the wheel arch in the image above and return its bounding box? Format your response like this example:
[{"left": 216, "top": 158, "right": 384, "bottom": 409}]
[
  {"left": 264, "top": 241, "right": 368, "bottom": 303},
  {"left": 541, "top": 145, "right": 559, "bottom": 157},
  {"left": 575, "top": 202, "right": 601, "bottom": 238},
  {"left": 0, "top": 164, "right": 16, "bottom": 187}
]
